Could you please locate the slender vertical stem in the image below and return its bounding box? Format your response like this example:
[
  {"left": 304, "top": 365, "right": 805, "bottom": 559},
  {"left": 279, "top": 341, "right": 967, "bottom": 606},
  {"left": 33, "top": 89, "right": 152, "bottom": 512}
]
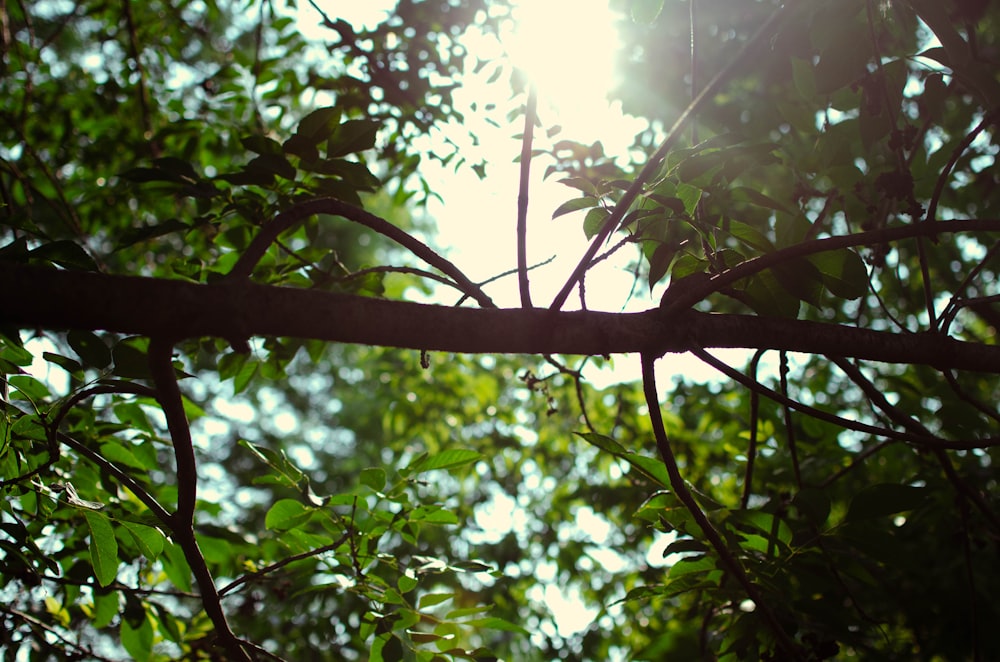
[
  {"left": 779, "top": 352, "right": 802, "bottom": 489},
  {"left": 517, "top": 84, "right": 538, "bottom": 308},
  {"left": 689, "top": 0, "right": 698, "bottom": 146},
  {"left": 741, "top": 349, "right": 766, "bottom": 508}
]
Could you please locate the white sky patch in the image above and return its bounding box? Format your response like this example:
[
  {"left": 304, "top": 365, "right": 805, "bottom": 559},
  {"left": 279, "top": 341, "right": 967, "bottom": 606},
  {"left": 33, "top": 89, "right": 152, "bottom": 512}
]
[
  {"left": 23, "top": 336, "right": 69, "bottom": 395},
  {"left": 542, "top": 583, "right": 600, "bottom": 637},
  {"left": 499, "top": 0, "right": 627, "bottom": 136},
  {"left": 213, "top": 397, "right": 256, "bottom": 423}
]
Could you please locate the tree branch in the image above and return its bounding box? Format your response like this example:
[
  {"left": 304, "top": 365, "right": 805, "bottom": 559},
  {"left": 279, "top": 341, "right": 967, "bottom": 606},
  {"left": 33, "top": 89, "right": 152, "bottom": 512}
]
[
  {"left": 641, "top": 354, "right": 802, "bottom": 658},
  {"left": 147, "top": 338, "right": 251, "bottom": 662},
  {"left": 226, "top": 197, "right": 495, "bottom": 308},
  {"left": 4, "top": 262, "right": 1000, "bottom": 373},
  {"left": 660, "top": 219, "right": 1000, "bottom": 314}
]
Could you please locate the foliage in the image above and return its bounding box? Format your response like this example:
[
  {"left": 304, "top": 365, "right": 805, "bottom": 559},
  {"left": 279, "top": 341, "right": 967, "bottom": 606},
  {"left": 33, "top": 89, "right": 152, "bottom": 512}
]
[{"left": 2, "top": 0, "right": 999, "bottom": 660}]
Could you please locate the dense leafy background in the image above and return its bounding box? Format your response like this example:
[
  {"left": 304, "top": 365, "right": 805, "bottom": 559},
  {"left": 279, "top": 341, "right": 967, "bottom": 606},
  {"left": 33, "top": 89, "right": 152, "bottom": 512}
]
[{"left": 2, "top": 0, "right": 999, "bottom": 660}]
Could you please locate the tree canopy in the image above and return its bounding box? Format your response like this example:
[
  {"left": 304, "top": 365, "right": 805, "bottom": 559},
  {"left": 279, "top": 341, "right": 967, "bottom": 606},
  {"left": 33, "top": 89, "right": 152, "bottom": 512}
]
[{"left": 2, "top": 0, "right": 999, "bottom": 660}]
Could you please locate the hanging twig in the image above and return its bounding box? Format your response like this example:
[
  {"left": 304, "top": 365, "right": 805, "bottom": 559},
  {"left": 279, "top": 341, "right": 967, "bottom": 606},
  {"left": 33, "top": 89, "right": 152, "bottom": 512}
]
[
  {"left": 640, "top": 353, "right": 802, "bottom": 659},
  {"left": 741, "top": 349, "right": 766, "bottom": 509},
  {"left": 148, "top": 337, "right": 252, "bottom": 662}
]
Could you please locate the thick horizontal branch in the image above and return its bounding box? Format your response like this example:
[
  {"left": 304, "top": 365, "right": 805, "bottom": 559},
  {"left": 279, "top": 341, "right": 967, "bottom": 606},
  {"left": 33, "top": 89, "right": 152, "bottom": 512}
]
[{"left": 4, "top": 264, "right": 999, "bottom": 372}]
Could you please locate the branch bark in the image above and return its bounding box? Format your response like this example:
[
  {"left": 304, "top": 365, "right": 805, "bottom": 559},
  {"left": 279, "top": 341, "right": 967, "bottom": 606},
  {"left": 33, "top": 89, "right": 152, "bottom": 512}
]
[{"left": 4, "top": 263, "right": 1000, "bottom": 373}]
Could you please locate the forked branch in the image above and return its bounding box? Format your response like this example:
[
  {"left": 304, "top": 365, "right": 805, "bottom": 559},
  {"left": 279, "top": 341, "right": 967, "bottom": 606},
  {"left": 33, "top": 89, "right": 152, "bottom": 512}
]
[{"left": 226, "top": 197, "right": 496, "bottom": 309}]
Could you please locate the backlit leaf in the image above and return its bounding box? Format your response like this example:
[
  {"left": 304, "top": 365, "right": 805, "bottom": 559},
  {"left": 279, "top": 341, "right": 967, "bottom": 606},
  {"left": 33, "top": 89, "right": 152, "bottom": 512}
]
[{"left": 84, "top": 511, "right": 119, "bottom": 587}]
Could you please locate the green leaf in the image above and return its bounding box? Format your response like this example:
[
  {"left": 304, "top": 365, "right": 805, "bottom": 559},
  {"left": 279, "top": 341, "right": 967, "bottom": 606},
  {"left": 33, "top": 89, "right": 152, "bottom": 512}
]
[
  {"left": 583, "top": 207, "right": 610, "bottom": 239},
  {"left": 647, "top": 242, "right": 675, "bottom": 290},
  {"left": 727, "top": 510, "right": 792, "bottom": 548},
  {"left": 41, "top": 351, "right": 82, "bottom": 374},
  {"left": 327, "top": 119, "right": 380, "bottom": 157},
  {"left": 283, "top": 133, "right": 320, "bottom": 162},
  {"left": 240, "top": 440, "right": 306, "bottom": 488},
  {"left": 418, "top": 592, "right": 453, "bottom": 609},
  {"left": 248, "top": 154, "right": 297, "bottom": 180},
  {"left": 668, "top": 554, "right": 715, "bottom": 579},
  {"left": 161, "top": 542, "right": 192, "bottom": 592},
  {"left": 408, "top": 448, "right": 482, "bottom": 474},
  {"left": 119, "top": 521, "right": 165, "bottom": 560},
  {"left": 732, "top": 186, "right": 790, "bottom": 214},
  {"left": 644, "top": 194, "right": 686, "bottom": 216},
  {"left": 740, "top": 270, "right": 802, "bottom": 318},
  {"left": 466, "top": 616, "right": 530, "bottom": 635},
  {"left": 115, "top": 218, "right": 190, "bottom": 251},
  {"left": 772, "top": 257, "right": 825, "bottom": 307},
  {"left": 575, "top": 431, "right": 627, "bottom": 455},
  {"left": 30, "top": 241, "right": 98, "bottom": 271},
  {"left": 304, "top": 158, "right": 381, "bottom": 190},
  {"left": 845, "top": 484, "right": 927, "bottom": 522},
  {"left": 810, "top": 249, "right": 869, "bottom": 299},
  {"left": 793, "top": 488, "right": 831, "bottom": 526},
  {"left": 265, "top": 498, "right": 314, "bottom": 531},
  {"left": 398, "top": 574, "right": 418, "bottom": 593},
  {"left": 91, "top": 590, "right": 119, "bottom": 629},
  {"left": 112, "top": 341, "right": 151, "bottom": 379},
  {"left": 99, "top": 441, "right": 150, "bottom": 471},
  {"left": 815, "top": 49, "right": 869, "bottom": 96},
  {"left": 663, "top": 538, "right": 709, "bottom": 556},
  {"left": 360, "top": 467, "right": 386, "bottom": 491},
  {"left": 675, "top": 182, "right": 702, "bottom": 214},
  {"left": 791, "top": 57, "right": 817, "bottom": 99},
  {"left": 576, "top": 433, "right": 669, "bottom": 486},
  {"left": 296, "top": 106, "right": 342, "bottom": 142},
  {"left": 725, "top": 220, "right": 774, "bottom": 252},
  {"left": 558, "top": 176, "right": 598, "bottom": 196},
  {"left": 84, "top": 511, "right": 119, "bottom": 587},
  {"left": 241, "top": 135, "right": 284, "bottom": 156},
  {"left": 120, "top": 611, "right": 154, "bottom": 662},
  {"left": 68, "top": 330, "right": 112, "bottom": 369},
  {"left": 552, "top": 196, "right": 598, "bottom": 219},
  {"left": 153, "top": 157, "right": 200, "bottom": 180},
  {"left": 8, "top": 375, "right": 50, "bottom": 401},
  {"left": 630, "top": 0, "right": 664, "bottom": 23}
]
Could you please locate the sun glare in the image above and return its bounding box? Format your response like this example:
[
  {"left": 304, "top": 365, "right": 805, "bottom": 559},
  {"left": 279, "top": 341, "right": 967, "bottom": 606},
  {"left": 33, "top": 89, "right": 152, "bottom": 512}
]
[{"left": 500, "top": 0, "right": 624, "bottom": 130}]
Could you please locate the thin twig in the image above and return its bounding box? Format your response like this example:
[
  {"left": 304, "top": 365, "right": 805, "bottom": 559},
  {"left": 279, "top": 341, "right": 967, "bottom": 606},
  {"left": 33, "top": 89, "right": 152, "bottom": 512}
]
[
  {"left": 219, "top": 531, "right": 351, "bottom": 597},
  {"left": 453, "top": 254, "right": 555, "bottom": 306},
  {"left": 641, "top": 353, "right": 802, "bottom": 659},
  {"left": 226, "top": 197, "right": 495, "bottom": 308},
  {"left": 516, "top": 84, "right": 537, "bottom": 308},
  {"left": 741, "top": 350, "right": 766, "bottom": 509},
  {"left": 830, "top": 357, "right": 1000, "bottom": 533},
  {"left": 121, "top": 0, "right": 156, "bottom": 158},
  {"left": 942, "top": 370, "right": 1000, "bottom": 425},
  {"left": 0, "top": 400, "right": 172, "bottom": 523},
  {"left": 926, "top": 111, "right": 997, "bottom": 224},
  {"left": 549, "top": 3, "right": 793, "bottom": 311},
  {"left": 659, "top": 219, "right": 1000, "bottom": 315},
  {"left": 939, "top": 240, "right": 1000, "bottom": 333},
  {"left": 779, "top": 352, "right": 802, "bottom": 489},
  {"left": 692, "top": 348, "right": 999, "bottom": 450},
  {"left": 0, "top": 605, "right": 117, "bottom": 662}
]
